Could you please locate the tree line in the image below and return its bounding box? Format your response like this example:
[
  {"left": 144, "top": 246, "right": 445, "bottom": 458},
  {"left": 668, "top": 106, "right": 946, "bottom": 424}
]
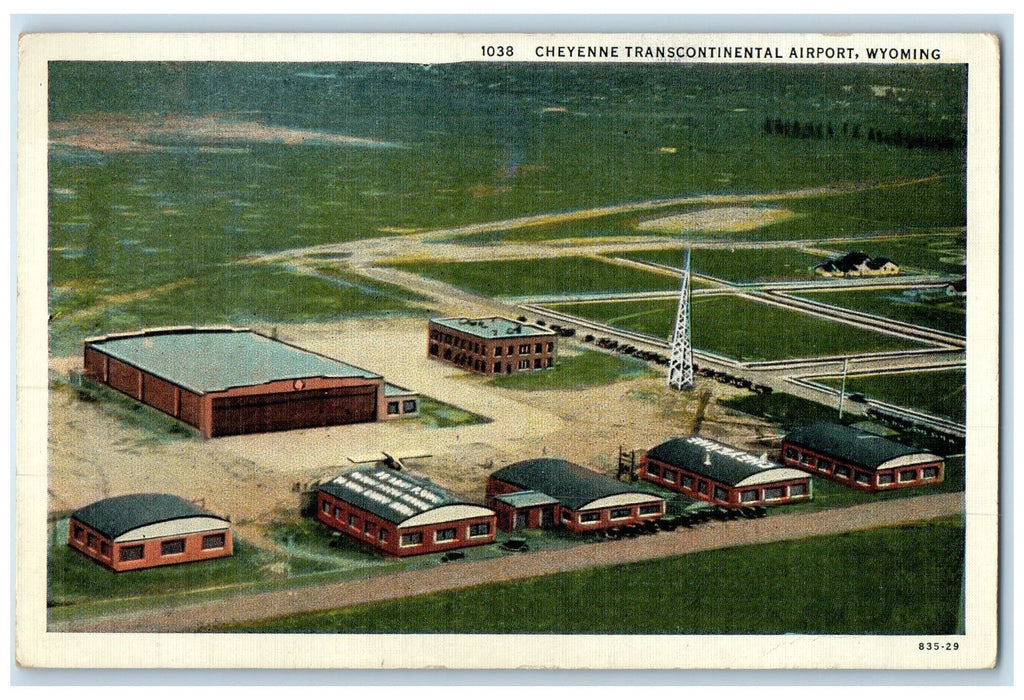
[{"left": 762, "top": 116, "right": 964, "bottom": 151}]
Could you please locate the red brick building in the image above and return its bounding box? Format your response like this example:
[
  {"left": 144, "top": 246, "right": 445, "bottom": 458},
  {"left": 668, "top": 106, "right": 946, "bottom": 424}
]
[
  {"left": 67, "top": 493, "right": 233, "bottom": 572},
  {"left": 487, "top": 458, "right": 665, "bottom": 533},
  {"left": 641, "top": 436, "right": 813, "bottom": 508},
  {"left": 83, "top": 327, "right": 413, "bottom": 438},
  {"left": 316, "top": 467, "right": 497, "bottom": 557},
  {"left": 428, "top": 317, "right": 557, "bottom": 375},
  {"left": 781, "top": 422, "right": 944, "bottom": 491}
]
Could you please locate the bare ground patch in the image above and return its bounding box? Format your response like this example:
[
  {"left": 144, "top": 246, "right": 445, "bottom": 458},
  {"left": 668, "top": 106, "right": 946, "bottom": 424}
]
[{"left": 637, "top": 206, "right": 795, "bottom": 234}]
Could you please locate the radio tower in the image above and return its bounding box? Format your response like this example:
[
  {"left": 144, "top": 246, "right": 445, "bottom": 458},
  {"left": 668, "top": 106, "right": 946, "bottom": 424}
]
[{"left": 667, "top": 248, "right": 695, "bottom": 391}]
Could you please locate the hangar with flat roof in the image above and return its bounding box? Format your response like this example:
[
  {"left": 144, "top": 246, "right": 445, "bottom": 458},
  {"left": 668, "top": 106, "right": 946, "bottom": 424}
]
[
  {"left": 68, "top": 493, "right": 233, "bottom": 572},
  {"left": 487, "top": 458, "right": 664, "bottom": 532},
  {"left": 83, "top": 327, "right": 412, "bottom": 437},
  {"left": 316, "top": 467, "right": 497, "bottom": 557},
  {"left": 781, "top": 422, "right": 944, "bottom": 491},
  {"left": 641, "top": 436, "right": 813, "bottom": 507}
]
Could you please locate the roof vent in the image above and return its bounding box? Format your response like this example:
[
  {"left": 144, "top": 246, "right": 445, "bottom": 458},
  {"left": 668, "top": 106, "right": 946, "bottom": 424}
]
[{"left": 704, "top": 451, "right": 712, "bottom": 467}]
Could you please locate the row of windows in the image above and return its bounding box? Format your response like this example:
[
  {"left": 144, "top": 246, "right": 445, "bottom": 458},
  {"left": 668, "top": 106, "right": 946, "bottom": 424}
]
[
  {"left": 784, "top": 448, "right": 939, "bottom": 486},
  {"left": 647, "top": 464, "right": 711, "bottom": 495},
  {"left": 430, "top": 330, "right": 553, "bottom": 357},
  {"left": 647, "top": 463, "right": 808, "bottom": 503},
  {"left": 565, "top": 503, "right": 663, "bottom": 525},
  {"left": 386, "top": 399, "right": 418, "bottom": 415},
  {"left": 117, "top": 533, "right": 226, "bottom": 562}
]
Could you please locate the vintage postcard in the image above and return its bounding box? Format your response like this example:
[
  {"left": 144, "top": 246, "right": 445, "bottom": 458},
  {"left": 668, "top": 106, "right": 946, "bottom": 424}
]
[{"left": 16, "top": 32, "right": 1000, "bottom": 669}]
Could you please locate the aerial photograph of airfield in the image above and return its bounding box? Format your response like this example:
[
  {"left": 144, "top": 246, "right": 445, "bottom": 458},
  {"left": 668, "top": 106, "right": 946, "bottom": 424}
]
[{"left": 47, "top": 61, "right": 967, "bottom": 634}]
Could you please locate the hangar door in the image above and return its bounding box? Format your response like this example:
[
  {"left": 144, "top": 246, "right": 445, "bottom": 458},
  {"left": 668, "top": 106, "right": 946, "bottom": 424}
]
[{"left": 210, "top": 385, "right": 377, "bottom": 436}]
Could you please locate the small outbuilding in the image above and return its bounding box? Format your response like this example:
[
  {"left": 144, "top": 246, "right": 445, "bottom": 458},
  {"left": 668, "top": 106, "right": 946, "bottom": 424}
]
[
  {"left": 487, "top": 458, "right": 665, "bottom": 533},
  {"left": 68, "top": 493, "right": 233, "bottom": 572},
  {"left": 781, "top": 421, "right": 944, "bottom": 490},
  {"left": 316, "top": 467, "right": 497, "bottom": 557},
  {"left": 641, "top": 436, "right": 813, "bottom": 508},
  {"left": 428, "top": 316, "right": 557, "bottom": 375},
  {"left": 83, "top": 327, "right": 411, "bottom": 437}
]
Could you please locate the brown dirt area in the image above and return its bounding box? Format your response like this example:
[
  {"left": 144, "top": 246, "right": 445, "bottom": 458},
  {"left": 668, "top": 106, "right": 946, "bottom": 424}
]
[
  {"left": 636, "top": 206, "right": 795, "bottom": 234},
  {"left": 47, "top": 317, "right": 769, "bottom": 548}
]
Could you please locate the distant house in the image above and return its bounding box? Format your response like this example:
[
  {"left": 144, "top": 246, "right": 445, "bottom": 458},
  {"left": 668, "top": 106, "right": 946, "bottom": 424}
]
[
  {"left": 640, "top": 436, "right": 813, "bottom": 507},
  {"left": 68, "top": 493, "right": 233, "bottom": 572},
  {"left": 316, "top": 467, "right": 496, "bottom": 557},
  {"left": 428, "top": 316, "right": 557, "bottom": 375},
  {"left": 486, "top": 458, "right": 665, "bottom": 533},
  {"left": 814, "top": 251, "right": 899, "bottom": 277},
  {"left": 781, "top": 421, "right": 944, "bottom": 491}
]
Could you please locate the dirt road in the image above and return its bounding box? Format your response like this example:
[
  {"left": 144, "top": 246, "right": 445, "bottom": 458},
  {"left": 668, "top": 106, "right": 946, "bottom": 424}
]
[{"left": 50, "top": 491, "right": 963, "bottom": 633}]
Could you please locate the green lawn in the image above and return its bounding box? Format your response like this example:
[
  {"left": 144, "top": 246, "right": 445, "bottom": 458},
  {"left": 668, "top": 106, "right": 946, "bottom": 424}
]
[
  {"left": 794, "top": 288, "right": 966, "bottom": 336},
  {"left": 619, "top": 246, "right": 824, "bottom": 282},
  {"left": 550, "top": 295, "right": 924, "bottom": 361},
  {"left": 218, "top": 517, "right": 964, "bottom": 634},
  {"left": 851, "top": 233, "right": 967, "bottom": 276},
  {"left": 488, "top": 351, "right": 654, "bottom": 390},
  {"left": 390, "top": 256, "right": 680, "bottom": 298},
  {"left": 818, "top": 370, "right": 966, "bottom": 423},
  {"left": 415, "top": 397, "right": 492, "bottom": 428}
]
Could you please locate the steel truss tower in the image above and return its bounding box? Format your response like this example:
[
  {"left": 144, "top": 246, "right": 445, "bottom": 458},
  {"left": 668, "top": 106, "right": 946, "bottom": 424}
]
[{"left": 667, "top": 248, "right": 695, "bottom": 391}]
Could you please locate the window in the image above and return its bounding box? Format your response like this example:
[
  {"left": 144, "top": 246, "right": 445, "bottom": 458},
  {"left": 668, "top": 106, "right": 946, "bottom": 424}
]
[
  {"left": 854, "top": 472, "right": 871, "bottom": 485},
  {"left": 922, "top": 467, "right": 939, "bottom": 479},
  {"left": 784, "top": 447, "right": 796, "bottom": 460},
  {"left": 798, "top": 453, "right": 813, "bottom": 465},
  {"left": 100, "top": 541, "right": 111, "bottom": 557},
  {"left": 387, "top": 401, "right": 400, "bottom": 415},
  {"left": 161, "top": 539, "right": 185, "bottom": 556},
  {"left": 434, "top": 528, "right": 457, "bottom": 543},
  {"left": 579, "top": 512, "right": 600, "bottom": 523},
  {"left": 698, "top": 481, "right": 709, "bottom": 494},
  {"left": 378, "top": 529, "right": 388, "bottom": 543},
  {"left": 119, "top": 545, "right": 144, "bottom": 562},
  {"left": 507, "top": 345, "right": 513, "bottom": 355},
  {"left": 713, "top": 486, "right": 729, "bottom": 501},
  {"left": 430, "top": 329, "right": 439, "bottom": 340},
  {"left": 364, "top": 521, "right": 376, "bottom": 535},
  {"left": 349, "top": 514, "right": 359, "bottom": 529},
  {"left": 647, "top": 464, "right": 661, "bottom": 479},
  {"left": 741, "top": 489, "right": 759, "bottom": 502},
  {"left": 494, "top": 362, "right": 501, "bottom": 373},
  {"left": 817, "top": 459, "right": 832, "bottom": 472},
  {"left": 790, "top": 483, "right": 808, "bottom": 497},
  {"left": 545, "top": 358, "right": 552, "bottom": 367},
  {"left": 73, "top": 524, "right": 84, "bottom": 542},
  {"left": 403, "top": 400, "right": 417, "bottom": 413},
  {"left": 468, "top": 522, "right": 491, "bottom": 537},
  {"left": 518, "top": 360, "right": 529, "bottom": 369},
  {"left": 535, "top": 343, "right": 542, "bottom": 353},
  {"left": 763, "top": 486, "right": 785, "bottom": 500},
  {"left": 662, "top": 468, "right": 674, "bottom": 482},
  {"left": 87, "top": 533, "right": 97, "bottom": 550},
  {"left": 561, "top": 510, "right": 572, "bottom": 522},
  {"left": 681, "top": 475, "right": 694, "bottom": 490},
  {"left": 322, "top": 501, "right": 331, "bottom": 514},
  {"left": 495, "top": 346, "right": 502, "bottom": 357},
  {"left": 519, "top": 344, "right": 530, "bottom": 354},
  {"left": 547, "top": 342, "right": 553, "bottom": 352},
  {"left": 534, "top": 358, "right": 542, "bottom": 368},
  {"left": 333, "top": 506, "right": 342, "bottom": 519},
  {"left": 474, "top": 342, "right": 480, "bottom": 354},
  {"left": 202, "top": 533, "right": 226, "bottom": 550},
  {"left": 429, "top": 343, "right": 439, "bottom": 356},
  {"left": 639, "top": 504, "right": 661, "bottom": 516},
  {"left": 877, "top": 473, "right": 894, "bottom": 485},
  {"left": 834, "top": 465, "right": 851, "bottom": 479},
  {"left": 400, "top": 532, "right": 422, "bottom": 547},
  {"left": 899, "top": 469, "right": 918, "bottom": 483},
  {"left": 610, "top": 507, "right": 631, "bottom": 520}
]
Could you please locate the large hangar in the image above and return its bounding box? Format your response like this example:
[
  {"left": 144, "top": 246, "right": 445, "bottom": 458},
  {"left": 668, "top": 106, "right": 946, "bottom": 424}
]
[{"left": 83, "top": 327, "right": 401, "bottom": 437}]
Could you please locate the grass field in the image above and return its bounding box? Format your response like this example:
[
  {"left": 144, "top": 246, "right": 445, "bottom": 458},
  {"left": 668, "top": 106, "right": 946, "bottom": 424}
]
[
  {"left": 794, "top": 288, "right": 966, "bottom": 336},
  {"left": 390, "top": 256, "right": 680, "bottom": 298},
  {"left": 549, "top": 295, "right": 924, "bottom": 361},
  {"left": 853, "top": 233, "right": 967, "bottom": 276},
  {"left": 487, "top": 351, "right": 654, "bottom": 390},
  {"left": 415, "top": 397, "right": 492, "bottom": 428},
  {"left": 818, "top": 370, "right": 966, "bottom": 422},
  {"left": 219, "top": 517, "right": 964, "bottom": 634},
  {"left": 618, "top": 246, "right": 824, "bottom": 282}
]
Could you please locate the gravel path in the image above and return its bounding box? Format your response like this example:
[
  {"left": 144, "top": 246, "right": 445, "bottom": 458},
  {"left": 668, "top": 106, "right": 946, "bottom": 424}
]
[{"left": 50, "top": 491, "right": 963, "bottom": 633}]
